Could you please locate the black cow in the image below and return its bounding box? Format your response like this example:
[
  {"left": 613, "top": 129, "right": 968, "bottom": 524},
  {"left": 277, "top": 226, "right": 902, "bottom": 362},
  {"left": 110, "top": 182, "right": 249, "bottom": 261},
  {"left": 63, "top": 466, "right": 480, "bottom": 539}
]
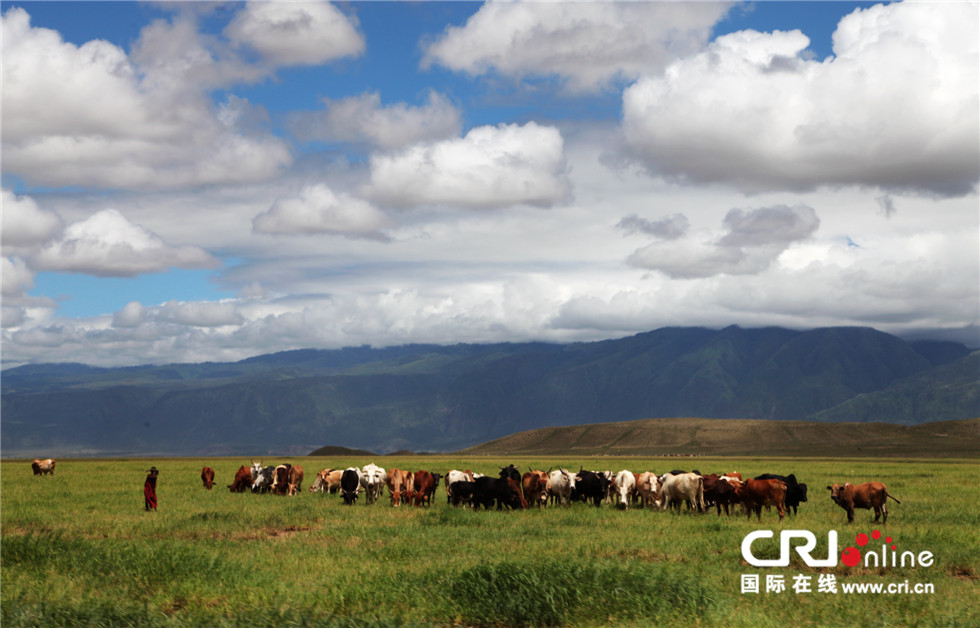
[
  {"left": 474, "top": 476, "right": 525, "bottom": 510},
  {"left": 754, "top": 473, "right": 808, "bottom": 515},
  {"left": 449, "top": 480, "right": 476, "bottom": 507},
  {"left": 499, "top": 464, "right": 521, "bottom": 483},
  {"left": 572, "top": 470, "right": 610, "bottom": 507},
  {"left": 341, "top": 468, "right": 360, "bottom": 505}
]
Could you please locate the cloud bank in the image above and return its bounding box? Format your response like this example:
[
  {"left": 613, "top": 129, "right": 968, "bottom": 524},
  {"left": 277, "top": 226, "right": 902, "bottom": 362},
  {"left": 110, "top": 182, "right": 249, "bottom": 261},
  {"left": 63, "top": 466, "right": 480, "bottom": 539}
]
[{"left": 621, "top": 2, "right": 979, "bottom": 196}]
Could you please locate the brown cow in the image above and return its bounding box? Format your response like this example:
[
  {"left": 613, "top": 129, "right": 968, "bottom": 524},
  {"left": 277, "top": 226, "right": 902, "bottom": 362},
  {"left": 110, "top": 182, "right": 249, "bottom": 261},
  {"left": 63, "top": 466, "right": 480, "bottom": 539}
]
[
  {"left": 228, "top": 465, "right": 252, "bottom": 492},
  {"left": 413, "top": 470, "right": 436, "bottom": 507},
  {"left": 386, "top": 468, "right": 412, "bottom": 507},
  {"left": 521, "top": 470, "right": 549, "bottom": 507},
  {"left": 287, "top": 465, "right": 304, "bottom": 496},
  {"left": 201, "top": 466, "right": 215, "bottom": 490},
  {"left": 310, "top": 469, "right": 343, "bottom": 494},
  {"left": 827, "top": 482, "right": 901, "bottom": 524},
  {"left": 32, "top": 458, "right": 56, "bottom": 476},
  {"left": 736, "top": 478, "right": 787, "bottom": 521}
]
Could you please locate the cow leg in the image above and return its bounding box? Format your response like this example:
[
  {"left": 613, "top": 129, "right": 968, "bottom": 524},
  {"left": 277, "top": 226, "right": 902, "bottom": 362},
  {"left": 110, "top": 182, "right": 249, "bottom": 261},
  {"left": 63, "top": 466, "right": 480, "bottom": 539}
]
[
  {"left": 882, "top": 504, "right": 888, "bottom": 524},
  {"left": 873, "top": 506, "right": 882, "bottom": 523},
  {"left": 846, "top": 506, "right": 855, "bottom": 524}
]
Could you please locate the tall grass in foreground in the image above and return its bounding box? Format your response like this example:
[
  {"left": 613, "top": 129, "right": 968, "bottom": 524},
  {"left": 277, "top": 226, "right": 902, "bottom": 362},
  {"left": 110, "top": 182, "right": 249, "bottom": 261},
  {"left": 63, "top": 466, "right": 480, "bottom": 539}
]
[{"left": 2, "top": 456, "right": 978, "bottom": 627}]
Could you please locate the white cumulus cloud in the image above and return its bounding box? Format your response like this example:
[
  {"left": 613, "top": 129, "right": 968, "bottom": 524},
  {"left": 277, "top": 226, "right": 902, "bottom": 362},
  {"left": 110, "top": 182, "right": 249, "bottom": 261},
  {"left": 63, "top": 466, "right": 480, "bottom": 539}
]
[
  {"left": 1, "top": 7, "right": 292, "bottom": 190},
  {"left": 423, "top": 1, "right": 731, "bottom": 92},
  {"left": 253, "top": 184, "right": 392, "bottom": 239},
  {"left": 30, "top": 209, "right": 218, "bottom": 277},
  {"left": 224, "top": 0, "right": 364, "bottom": 66},
  {"left": 621, "top": 2, "right": 979, "bottom": 196},
  {"left": 365, "top": 122, "right": 571, "bottom": 209},
  {"left": 1, "top": 189, "right": 63, "bottom": 251}
]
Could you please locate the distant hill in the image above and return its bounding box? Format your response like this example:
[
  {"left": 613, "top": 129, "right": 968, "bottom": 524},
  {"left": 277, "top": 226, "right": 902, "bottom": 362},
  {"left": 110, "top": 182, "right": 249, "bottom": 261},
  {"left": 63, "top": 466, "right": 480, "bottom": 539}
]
[
  {"left": 308, "top": 445, "right": 376, "bottom": 457},
  {"left": 2, "top": 326, "right": 976, "bottom": 457},
  {"left": 460, "top": 417, "right": 980, "bottom": 458}
]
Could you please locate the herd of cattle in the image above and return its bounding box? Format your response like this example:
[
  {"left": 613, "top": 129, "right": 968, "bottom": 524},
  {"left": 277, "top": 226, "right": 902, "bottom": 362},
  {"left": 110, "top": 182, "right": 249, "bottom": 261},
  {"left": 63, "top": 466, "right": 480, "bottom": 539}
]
[{"left": 204, "top": 461, "right": 900, "bottom": 524}]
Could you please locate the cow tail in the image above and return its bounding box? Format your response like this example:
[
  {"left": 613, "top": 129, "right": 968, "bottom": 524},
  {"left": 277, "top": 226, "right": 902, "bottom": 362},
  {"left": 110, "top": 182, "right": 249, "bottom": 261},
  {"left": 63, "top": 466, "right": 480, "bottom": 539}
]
[{"left": 886, "top": 491, "right": 901, "bottom": 504}]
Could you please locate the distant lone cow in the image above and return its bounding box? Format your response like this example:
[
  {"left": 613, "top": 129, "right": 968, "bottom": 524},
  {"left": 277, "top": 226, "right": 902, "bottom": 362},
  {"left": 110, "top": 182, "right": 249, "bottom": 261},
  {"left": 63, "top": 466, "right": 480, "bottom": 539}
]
[
  {"left": 32, "top": 458, "right": 56, "bottom": 476},
  {"left": 201, "top": 466, "right": 215, "bottom": 490},
  {"left": 827, "top": 482, "right": 901, "bottom": 524}
]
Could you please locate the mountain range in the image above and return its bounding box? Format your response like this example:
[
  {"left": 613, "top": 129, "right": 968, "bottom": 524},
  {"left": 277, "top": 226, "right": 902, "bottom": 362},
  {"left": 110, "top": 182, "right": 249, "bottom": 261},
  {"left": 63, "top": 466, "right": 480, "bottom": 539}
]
[{"left": 2, "top": 326, "right": 977, "bottom": 457}]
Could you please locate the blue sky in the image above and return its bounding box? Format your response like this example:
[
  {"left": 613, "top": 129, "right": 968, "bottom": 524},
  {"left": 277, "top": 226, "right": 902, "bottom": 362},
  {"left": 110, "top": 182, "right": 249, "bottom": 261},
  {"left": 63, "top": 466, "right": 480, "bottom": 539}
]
[{"left": 2, "top": 1, "right": 977, "bottom": 366}]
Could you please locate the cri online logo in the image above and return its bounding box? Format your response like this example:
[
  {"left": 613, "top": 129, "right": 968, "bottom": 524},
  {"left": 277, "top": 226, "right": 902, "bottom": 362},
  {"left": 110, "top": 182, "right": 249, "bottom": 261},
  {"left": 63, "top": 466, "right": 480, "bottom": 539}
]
[{"left": 742, "top": 530, "right": 934, "bottom": 568}]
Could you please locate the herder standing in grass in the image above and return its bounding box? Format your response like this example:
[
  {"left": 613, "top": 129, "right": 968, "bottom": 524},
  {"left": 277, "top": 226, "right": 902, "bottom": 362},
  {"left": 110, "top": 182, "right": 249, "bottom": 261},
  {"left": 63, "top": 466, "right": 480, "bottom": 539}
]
[{"left": 144, "top": 466, "right": 159, "bottom": 511}]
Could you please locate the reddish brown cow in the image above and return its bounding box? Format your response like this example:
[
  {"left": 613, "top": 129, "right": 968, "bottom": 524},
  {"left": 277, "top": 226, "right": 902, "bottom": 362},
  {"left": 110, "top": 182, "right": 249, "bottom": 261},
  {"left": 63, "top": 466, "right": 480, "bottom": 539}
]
[
  {"left": 736, "top": 478, "right": 787, "bottom": 521},
  {"left": 287, "top": 465, "right": 304, "bottom": 495},
  {"left": 521, "top": 470, "right": 549, "bottom": 507},
  {"left": 702, "top": 474, "right": 740, "bottom": 516},
  {"left": 201, "top": 466, "right": 215, "bottom": 490},
  {"left": 228, "top": 466, "right": 252, "bottom": 492},
  {"left": 272, "top": 465, "right": 293, "bottom": 495},
  {"left": 723, "top": 472, "right": 742, "bottom": 482},
  {"left": 506, "top": 477, "right": 528, "bottom": 510},
  {"left": 413, "top": 470, "right": 436, "bottom": 507},
  {"left": 827, "top": 482, "right": 901, "bottom": 524}
]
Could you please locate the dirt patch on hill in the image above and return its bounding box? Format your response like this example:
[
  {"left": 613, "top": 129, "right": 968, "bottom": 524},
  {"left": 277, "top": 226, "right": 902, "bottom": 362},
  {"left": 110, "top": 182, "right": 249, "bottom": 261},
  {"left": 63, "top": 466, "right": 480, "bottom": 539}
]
[{"left": 459, "top": 417, "right": 980, "bottom": 458}]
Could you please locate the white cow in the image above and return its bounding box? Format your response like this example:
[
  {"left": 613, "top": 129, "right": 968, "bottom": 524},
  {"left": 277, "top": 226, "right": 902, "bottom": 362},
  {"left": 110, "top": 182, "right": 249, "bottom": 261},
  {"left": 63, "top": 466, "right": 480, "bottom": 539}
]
[
  {"left": 614, "top": 470, "right": 636, "bottom": 509},
  {"left": 658, "top": 472, "right": 705, "bottom": 513},
  {"left": 445, "top": 469, "right": 474, "bottom": 504},
  {"left": 360, "top": 463, "right": 386, "bottom": 505},
  {"left": 546, "top": 469, "right": 576, "bottom": 506}
]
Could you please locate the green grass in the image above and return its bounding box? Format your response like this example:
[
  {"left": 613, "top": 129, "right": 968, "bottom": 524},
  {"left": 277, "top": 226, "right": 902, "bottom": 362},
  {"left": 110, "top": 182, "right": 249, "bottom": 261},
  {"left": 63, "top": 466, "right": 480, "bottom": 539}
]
[{"left": 2, "top": 456, "right": 978, "bottom": 627}]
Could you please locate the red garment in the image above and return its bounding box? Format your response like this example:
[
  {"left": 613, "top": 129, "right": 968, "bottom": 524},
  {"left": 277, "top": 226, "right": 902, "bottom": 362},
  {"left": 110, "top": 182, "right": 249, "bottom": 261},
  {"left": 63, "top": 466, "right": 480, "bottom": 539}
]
[{"left": 144, "top": 474, "right": 158, "bottom": 510}]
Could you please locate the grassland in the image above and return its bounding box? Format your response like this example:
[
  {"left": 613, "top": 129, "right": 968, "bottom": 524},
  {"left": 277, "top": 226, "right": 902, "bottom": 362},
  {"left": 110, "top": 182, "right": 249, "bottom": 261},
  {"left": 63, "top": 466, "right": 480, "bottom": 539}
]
[{"left": 2, "top": 456, "right": 978, "bottom": 627}]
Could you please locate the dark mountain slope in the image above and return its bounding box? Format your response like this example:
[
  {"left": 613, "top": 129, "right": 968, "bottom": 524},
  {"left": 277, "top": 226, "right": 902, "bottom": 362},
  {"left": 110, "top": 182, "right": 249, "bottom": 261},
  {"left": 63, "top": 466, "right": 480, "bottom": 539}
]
[
  {"left": 2, "top": 326, "right": 974, "bottom": 456},
  {"left": 811, "top": 351, "right": 980, "bottom": 423}
]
